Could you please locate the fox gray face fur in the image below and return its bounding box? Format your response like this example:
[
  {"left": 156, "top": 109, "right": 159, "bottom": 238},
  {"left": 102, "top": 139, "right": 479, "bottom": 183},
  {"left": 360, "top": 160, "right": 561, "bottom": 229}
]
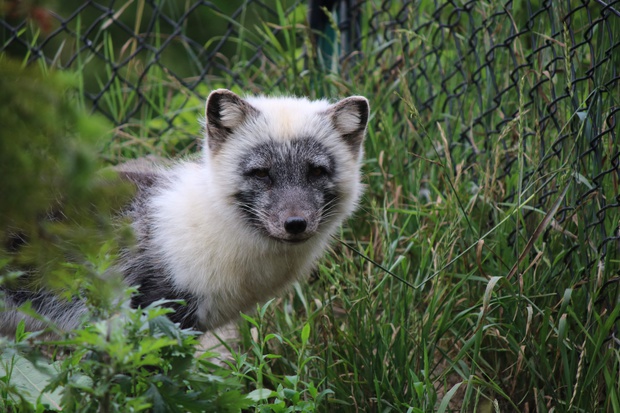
[
  {"left": 205, "top": 90, "right": 368, "bottom": 244},
  {"left": 234, "top": 137, "right": 337, "bottom": 243},
  {"left": 1, "top": 89, "right": 369, "bottom": 335},
  {"left": 145, "top": 89, "right": 370, "bottom": 330}
]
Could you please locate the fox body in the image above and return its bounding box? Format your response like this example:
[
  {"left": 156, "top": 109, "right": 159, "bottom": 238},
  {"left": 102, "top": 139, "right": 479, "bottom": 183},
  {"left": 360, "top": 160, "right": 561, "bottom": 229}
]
[{"left": 1, "top": 89, "right": 369, "bottom": 333}]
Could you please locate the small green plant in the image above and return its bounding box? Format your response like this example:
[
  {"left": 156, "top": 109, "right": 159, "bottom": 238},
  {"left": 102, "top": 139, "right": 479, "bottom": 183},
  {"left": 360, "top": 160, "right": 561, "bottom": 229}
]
[
  {"left": 230, "top": 300, "right": 335, "bottom": 412},
  {"left": 0, "top": 298, "right": 252, "bottom": 412}
]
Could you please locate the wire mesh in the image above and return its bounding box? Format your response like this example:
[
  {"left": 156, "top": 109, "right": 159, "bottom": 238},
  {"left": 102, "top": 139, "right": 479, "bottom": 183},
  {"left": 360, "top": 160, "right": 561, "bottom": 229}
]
[
  {"left": 2, "top": 0, "right": 619, "bottom": 283},
  {"left": 360, "top": 0, "right": 620, "bottom": 282},
  {"left": 2, "top": 0, "right": 304, "bottom": 136}
]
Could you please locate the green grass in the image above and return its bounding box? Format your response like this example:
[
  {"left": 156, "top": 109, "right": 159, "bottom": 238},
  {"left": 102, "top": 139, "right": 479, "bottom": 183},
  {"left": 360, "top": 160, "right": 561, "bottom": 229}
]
[{"left": 2, "top": 0, "right": 620, "bottom": 411}]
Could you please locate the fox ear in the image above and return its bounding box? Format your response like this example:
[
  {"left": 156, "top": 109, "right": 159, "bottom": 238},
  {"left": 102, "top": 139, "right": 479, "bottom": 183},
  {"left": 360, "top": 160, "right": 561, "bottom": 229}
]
[
  {"left": 328, "top": 96, "right": 369, "bottom": 154},
  {"left": 205, "top": 89, "right": 258, "bottom": 153}
]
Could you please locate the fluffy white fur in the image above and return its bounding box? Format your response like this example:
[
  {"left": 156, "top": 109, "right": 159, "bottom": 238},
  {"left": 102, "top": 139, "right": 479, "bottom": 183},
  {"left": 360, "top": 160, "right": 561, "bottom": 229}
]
[{"left": 149, "top": 92, "right": 367, "bottom": 329}]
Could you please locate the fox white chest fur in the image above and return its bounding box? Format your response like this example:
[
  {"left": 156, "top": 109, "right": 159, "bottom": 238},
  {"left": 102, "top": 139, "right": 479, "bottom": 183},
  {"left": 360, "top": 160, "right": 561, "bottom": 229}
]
[
  {"left": 148, "top": 162, "right": 330, "bottom": 329},
  {"left": 0, "top": 89, "right": 369, "bottom": 335},
  {"left": 119, "top": 89, "right": 370, "bottom": 332}
]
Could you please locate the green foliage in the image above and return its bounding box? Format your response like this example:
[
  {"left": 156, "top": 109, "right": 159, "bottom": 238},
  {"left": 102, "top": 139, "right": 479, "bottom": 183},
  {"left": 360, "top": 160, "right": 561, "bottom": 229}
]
[
  {"left": 229, "top": 302, "right": 334, "bottom": 412},
  {"left": 0, "top": 59, "right": 106, "bottom": 227},
  {"left": 1, "top": 299, "right": 252, "bottom": 412},
  {"left": 0, "top": 58, "right": 132, "bottom": 291},
  {"left": 0, "top": 342, "right": 63, "bottom": 410}
]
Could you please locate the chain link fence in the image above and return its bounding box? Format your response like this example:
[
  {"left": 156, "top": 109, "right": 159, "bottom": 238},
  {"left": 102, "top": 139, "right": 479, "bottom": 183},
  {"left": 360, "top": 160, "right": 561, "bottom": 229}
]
[
  {"left": 2, "top": 0, "right": 619, "bottom": 282},
  {"left": 2, "top": 0, "right": 307, "bottom": 134},
  {"left": 363, "top": 0, "right": 620, "bottom": 282}
]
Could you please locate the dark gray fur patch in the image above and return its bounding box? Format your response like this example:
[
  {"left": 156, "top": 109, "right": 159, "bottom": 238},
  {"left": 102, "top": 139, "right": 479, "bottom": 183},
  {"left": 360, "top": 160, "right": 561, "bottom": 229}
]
[
  {"left": 233, "top": 138, "right": 339, "bottom": 235},
  {"left": 1, "top": 288, "right": 84, "bottom": 318}
]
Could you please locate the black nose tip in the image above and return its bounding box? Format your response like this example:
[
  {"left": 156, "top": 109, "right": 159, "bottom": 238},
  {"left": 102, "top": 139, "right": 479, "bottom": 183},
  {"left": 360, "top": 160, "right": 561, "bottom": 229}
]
[{"left": 284, "top": 217, "right": 307, "bottom": 234}]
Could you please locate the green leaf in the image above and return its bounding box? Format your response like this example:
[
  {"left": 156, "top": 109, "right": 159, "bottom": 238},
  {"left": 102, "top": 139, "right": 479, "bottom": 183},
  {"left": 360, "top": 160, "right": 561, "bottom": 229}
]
[
  {"left": 149, "top": 315, "right": 183, "bottom": 342},
  {"left": 145, "top": 383, "right": 167, "bottom": 413},
  {"left": 247, "top": 388, "right": 275, "bottom": 402},
  {"left": 240, "top": 312, "right": 259, "bottom": 328},
  {"left": 437, "top": 382, "right": 462, "bottom": 413},
  {"left": 215, "top": 390, "right": 253, "bottom": 411},
  {"left": 15, "top": 320, "right": 26, "bottom": 343},
  {"left": 301, "top": 323, "right": 310, "bottom": 346},
  {"left": 0, "top": 352, "right": 63, "bottom": 410}
]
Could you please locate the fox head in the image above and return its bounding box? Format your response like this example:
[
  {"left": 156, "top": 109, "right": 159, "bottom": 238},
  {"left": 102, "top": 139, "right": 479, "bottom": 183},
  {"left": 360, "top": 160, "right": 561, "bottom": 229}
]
[{"left": 203, "top": 89, "right": 369, "bottom": 244}]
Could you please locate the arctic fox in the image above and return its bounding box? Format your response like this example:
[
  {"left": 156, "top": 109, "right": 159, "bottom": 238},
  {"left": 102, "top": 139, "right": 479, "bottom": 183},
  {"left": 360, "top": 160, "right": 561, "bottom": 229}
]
[{"left": 0, "top": 89, "right": 369, "bottom": 334}]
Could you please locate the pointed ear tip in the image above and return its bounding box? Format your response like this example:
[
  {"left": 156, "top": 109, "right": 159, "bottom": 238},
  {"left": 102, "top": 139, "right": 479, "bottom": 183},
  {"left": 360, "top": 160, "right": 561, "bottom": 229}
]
[
  {"left": 347, "top": 95, "right": 369, "bottom": 103},
  {"left": 349, "top": 95, "right": 369, "bottom": 101},
  {"left": 343, "top": 96, "right": 370, "bottom": 112},
  {"left": 207, "top": 89, "right": 238, "bottom": 101},
  {"left": 205, "top": 89, "right": 242, "bottom": 114}
]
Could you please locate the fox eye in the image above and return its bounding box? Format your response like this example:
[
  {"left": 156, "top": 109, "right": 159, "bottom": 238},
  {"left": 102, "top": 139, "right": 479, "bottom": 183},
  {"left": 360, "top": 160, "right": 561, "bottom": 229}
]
[
  {"left": 309, "top": 166, "right": 327, "bottom": 177},
  {"left": 250, "top": 168, "right": 270, "bottom": 180}
]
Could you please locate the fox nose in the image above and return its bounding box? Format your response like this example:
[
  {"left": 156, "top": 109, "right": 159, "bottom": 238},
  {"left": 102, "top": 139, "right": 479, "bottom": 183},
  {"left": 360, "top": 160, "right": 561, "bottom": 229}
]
[{"left": 284, "top": 217, "right": 307, "bottom": 234}]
